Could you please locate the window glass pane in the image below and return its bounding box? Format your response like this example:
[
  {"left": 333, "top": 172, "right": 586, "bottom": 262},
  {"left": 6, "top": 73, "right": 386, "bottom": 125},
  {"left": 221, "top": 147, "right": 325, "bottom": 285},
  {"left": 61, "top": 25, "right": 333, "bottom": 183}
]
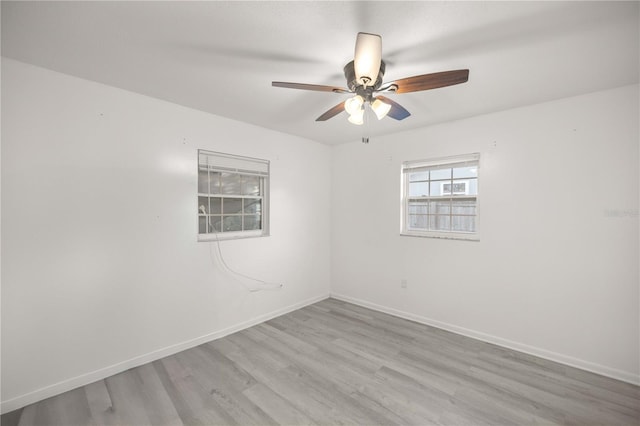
[
  {"left": 223, "top": 198, "right": 243, "bottom": 214},
  {"left": 430, "top": 200, "right": 450, "bottom": 214},
  {"left": 409, "top": 214, "right": 428, "bottom": 229},
  {"left": 242, "top": 176, "right": 261, "bottom": 196},
  {"left": 409, "top": 171, "right": 428, "bottom": 182},
  {"left": 409, "top": 182, "right": 429, "bottom": 197},
  {"left": 431, "top": 215, "right": 450, "bottom": 231},
  {"left": 451, "top": 215, "right": 476, "bottom": 232},
  {"left": 408, "top": 201, "right": 428, "bottom": 214},
  {"left": 198, "top": 196, "right": 209, "bottom": 214},
  {"left": 209, "top": 172, "right": 221, "bottom": 194},
  {"left": 244, "top": 198, "right": 261, "bottom": 214},
  {"left": 198, "top": 169, "right": 209, "bottom": 193},
  {"left": 445, "top": 180, "right": 469, "bottom": 195},
  {"left": 244, "top": 215, "right": 261, "bottom": 231},
  {"left": 210, "top": 216, "right": 222, "bottom": 232},
  {"left": 209, "top": 197, "right": 222, "bottom": 215},
  {"left": 430, "top": 181, "right": 447, "bottom": 196},
  {"left": 451, "top": 199, "right": 476, "bottom": 215},
  {"left": 467, "top": 178, "right": 478, "bottom": 195},
  {"left": 199, "top": 216, "right": 208, "bottom": 234},
  {"left": 453, "top": 166, "right": 478, "bottom": 179},
  {"left": 221, "top": 173, "right": 241, "bottom": 195},
  {"left": 430, "top": 168, "right": 451, "bottom": 180},
  {"left": 222, "top": 216, "right": 242, "bottom": 232}
]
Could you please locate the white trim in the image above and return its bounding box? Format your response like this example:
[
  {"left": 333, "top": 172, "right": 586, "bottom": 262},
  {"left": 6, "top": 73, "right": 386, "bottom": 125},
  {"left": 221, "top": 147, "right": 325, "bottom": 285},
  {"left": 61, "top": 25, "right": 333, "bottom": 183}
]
[
  {"left": 400, "top": 231, "right": 480, "bottom": 241},
  {"left": 330, "top": 293, "right": 640, "bottom": 386},
  {"left": 0, "top": 293, "right": 330, "bottom": 414},
  {"left": 197, "top": 228, "right": 266, "bottom": 242},
  {"left": 198, "top": 149, "right": 269, "bottom": 175}
]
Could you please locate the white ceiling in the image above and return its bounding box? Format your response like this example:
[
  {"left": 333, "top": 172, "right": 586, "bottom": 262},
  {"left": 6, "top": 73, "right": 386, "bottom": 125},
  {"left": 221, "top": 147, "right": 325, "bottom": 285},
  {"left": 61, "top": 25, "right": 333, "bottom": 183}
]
[{"left": 2, "top": 1, "right": 638, "bottom": 145}]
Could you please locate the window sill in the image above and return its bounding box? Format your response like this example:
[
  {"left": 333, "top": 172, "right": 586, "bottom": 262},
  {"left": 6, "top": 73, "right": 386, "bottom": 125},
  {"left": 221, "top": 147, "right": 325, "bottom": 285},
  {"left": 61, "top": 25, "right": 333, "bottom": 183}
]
[
  {"left": 400, "top": 231, "right": 479, "bottom": 241},
  {"left": 198, "top": 230, "right": 269, "bottom": 242}
]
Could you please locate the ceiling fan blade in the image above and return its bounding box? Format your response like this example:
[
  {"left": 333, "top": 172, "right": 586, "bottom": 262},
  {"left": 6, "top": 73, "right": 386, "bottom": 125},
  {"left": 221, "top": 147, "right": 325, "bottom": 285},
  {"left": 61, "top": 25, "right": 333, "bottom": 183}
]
[
  {"left": 387, "top": 69, "right": 469, "bottom": 94},
  {"left": 376, "top": 95, "right": 411, "bottom": 120},
  {"left": 354, "top": 32, "right": 382, "bottom": 87},
  {"left": 316, "top": 101, "right": 346, "bottom": 121},
  {"left": 272, "top": 81, "right": 350, "bottom": 93}
]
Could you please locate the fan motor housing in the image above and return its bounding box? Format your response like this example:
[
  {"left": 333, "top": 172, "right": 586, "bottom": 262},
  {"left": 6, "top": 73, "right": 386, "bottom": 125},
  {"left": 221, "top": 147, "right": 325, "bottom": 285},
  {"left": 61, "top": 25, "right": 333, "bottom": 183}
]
[{"left": 344, "top": 60, "right": 386, "bottom": 93}]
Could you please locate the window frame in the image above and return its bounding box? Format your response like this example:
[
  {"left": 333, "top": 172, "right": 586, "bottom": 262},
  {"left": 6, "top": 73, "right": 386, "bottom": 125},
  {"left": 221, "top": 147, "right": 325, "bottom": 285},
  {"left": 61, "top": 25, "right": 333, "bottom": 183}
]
[
  {"left": 197, "top": 150, "right": 270, "bottom": 241},
  {"left": 401, "top": 153, "right": 480, "bottom": 241}
]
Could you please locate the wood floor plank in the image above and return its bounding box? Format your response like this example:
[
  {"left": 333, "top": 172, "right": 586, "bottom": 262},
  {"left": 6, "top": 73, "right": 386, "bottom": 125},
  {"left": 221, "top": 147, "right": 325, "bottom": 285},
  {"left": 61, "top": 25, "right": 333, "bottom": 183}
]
[
  {"left": 179, "top": 346, "right": 278, "bottom": 426},
  {"left": 242, "top": 383, "right": 316, "bottom": 426},
  {"left": 103, "top": 370, "right": 153, "bottom": 425},
  {"left": 269, "top": 314, "right": 382, "bottom": 376},
  {"left": 468, "top": 364, "right": 638, "bottom": 425},
  {"left": 133, "top": 363, "right": 183, "bottom": 425},
  {"left": 279, "top": 364, "right": 391, "bottom": 425},
  {"left": 15, "top": 405, "right": 35, "bottom": 426},
  {"left": 154, "top": 357, "right": 236, "bottom": 425},
  {"left": 378, "top": 354, "right": 462, "bottom": 396},
  {"left": 475, "top": 351, "right": 640, "bottom": 416},
  {"left": 565, "top": 364, "right": 640, "bottom": 399},
  {"left": 22, "top": 387, "right": 93, "bottom": 426},
  {"left": 1, "top": 408, "right": 23, "bottom": 426},
  {"left": 254, "top": 323, "right": 318, "bottom": 355},
  {"left": 234, "top": 328, "right": 394, "bottom": 424},
  {"left": 8, "top": 298, "right": 640, "bottom": 425},
  {"left": 223, "top": 332, "right": 291, "bottom": 372},
  {"left": 230, "top": 353, "right": 358, "bottom": 425},
  {"left": 84, "top": 380, "right": 113, "bottom": 425},
  {"left": 207, "top": 336, "right": 242, "bottom": 357},
  {"left": 152, "top": 359, "right": 200, "bottom": 424},
  {"left": 451, "top": 381, "right": 565, "bottom": 425}
]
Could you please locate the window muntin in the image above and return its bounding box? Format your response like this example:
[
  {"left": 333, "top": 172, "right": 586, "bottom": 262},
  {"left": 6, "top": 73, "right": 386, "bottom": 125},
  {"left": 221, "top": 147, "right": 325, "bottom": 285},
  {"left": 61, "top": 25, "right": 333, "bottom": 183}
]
[
  {"left": 402, "top": 154, "right": 479, "bottom": 240},
  {"left": 198, "top": 150, "right": 269, "bottom": 240}
]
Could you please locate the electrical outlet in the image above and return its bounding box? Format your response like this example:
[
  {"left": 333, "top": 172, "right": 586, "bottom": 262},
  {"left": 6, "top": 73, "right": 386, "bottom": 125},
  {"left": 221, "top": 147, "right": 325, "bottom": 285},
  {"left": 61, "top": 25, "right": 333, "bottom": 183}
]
[{"left": 400, "top": 279, "right": 408, "bottom": 289}]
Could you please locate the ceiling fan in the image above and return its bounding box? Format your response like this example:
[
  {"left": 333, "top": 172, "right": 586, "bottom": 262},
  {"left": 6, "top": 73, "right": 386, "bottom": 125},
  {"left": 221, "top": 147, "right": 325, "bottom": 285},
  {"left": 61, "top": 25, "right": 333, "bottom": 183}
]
[{"left": 272, "top": 32, "right": 469, "bottom": 125}]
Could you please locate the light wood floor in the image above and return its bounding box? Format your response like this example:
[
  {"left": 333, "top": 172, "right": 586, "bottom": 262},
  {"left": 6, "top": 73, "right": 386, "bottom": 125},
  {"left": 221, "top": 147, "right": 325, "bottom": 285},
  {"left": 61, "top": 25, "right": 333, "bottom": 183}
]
[{"left": 3, "top": 298, "right": 639, "bottom": 425}]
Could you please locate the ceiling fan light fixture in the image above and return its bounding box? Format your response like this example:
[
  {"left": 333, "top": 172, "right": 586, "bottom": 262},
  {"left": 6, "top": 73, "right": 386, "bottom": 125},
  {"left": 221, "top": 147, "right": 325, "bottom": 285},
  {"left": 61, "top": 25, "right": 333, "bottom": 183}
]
[
  {"left": 344, "top": 95, "right": 364, "bottom": 115},
  {"left": 348, "top": 108, "right": 364, "bottom": 125},
  {"left": 354, "top": 32, "right": 382, "bottom": 87},
  {"left": 371, "top": 97, "right": 392, "bottom": 120}
]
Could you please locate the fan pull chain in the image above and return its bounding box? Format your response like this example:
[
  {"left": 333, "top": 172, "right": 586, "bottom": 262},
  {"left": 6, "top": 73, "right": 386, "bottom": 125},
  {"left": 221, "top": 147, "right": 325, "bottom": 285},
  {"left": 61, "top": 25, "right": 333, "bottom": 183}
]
[{"left": 362, "top": 104, "right": 370, "bottom": 144}]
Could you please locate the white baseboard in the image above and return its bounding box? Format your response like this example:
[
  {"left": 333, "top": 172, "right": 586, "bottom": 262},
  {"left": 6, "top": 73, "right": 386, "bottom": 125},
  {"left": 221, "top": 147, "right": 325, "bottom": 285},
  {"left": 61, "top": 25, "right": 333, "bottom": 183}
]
[
  {"left": 330, "top": 293, "right": 640, "bottom": 386},
  {"left": 1, "top": 293, "right": 330, "bottom": 414}
]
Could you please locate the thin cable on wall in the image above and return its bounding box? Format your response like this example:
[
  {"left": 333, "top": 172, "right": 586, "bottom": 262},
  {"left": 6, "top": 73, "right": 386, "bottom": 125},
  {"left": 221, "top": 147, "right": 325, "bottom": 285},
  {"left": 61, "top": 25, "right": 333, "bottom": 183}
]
[{"left": 208, "top": 232, "right": 283, "bottom": 293}]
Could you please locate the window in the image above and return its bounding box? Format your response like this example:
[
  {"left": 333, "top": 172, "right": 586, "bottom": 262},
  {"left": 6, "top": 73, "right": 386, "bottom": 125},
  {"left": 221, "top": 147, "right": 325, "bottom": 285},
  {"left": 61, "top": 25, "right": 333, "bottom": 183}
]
[
  {"left": 198, "top": 150, "right": 269, "bottom": 240},
  {"left": 401, "top": 153, "right": 479, "bottom": 240}
]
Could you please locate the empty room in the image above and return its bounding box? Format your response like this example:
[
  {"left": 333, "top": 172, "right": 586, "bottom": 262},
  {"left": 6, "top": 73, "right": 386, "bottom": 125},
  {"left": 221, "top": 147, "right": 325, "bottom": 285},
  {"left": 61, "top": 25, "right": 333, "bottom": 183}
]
[{"left": 1, "top": 1, "right": 639, "bottom": 425}]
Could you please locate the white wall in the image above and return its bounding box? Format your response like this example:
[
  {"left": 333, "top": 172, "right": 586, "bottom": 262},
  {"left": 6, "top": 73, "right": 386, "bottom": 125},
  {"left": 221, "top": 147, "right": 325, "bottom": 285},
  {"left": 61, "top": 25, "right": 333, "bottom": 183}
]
[
  {"left": 331, "top": 84, "right": 639, "bottom": 384},
  {"left": 1, "top": 58, "right": 331, "bottom": 412}
]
